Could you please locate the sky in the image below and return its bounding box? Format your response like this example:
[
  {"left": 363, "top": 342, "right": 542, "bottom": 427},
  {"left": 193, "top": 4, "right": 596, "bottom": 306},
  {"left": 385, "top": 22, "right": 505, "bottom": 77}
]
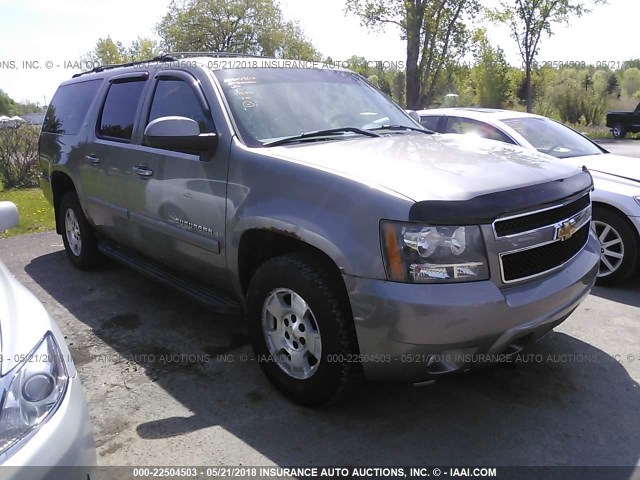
[{"left": 0, "top": 0, "right": 638, "bottom": 105}]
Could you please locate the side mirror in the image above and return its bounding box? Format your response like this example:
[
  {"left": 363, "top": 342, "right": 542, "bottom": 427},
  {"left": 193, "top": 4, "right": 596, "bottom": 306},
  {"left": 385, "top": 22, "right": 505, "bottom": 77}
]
[
  {"left": 0, "top": 202, "right": 19, "bottom": 231},
  {"left": 406, "top": 110, "right": 422, "bottom": 125},
  {"left": 143, "top": 116, "right": 218, "bottom": 153}
]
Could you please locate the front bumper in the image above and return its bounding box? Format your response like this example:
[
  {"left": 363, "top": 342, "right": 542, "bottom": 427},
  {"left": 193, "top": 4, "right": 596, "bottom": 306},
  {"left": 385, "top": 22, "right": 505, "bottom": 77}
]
[
  {"left": 2, "top": 377, "right": 97, "bottom": 480},
  {"left": 345, "top": 230, "right": 600, "bottom": 382}
]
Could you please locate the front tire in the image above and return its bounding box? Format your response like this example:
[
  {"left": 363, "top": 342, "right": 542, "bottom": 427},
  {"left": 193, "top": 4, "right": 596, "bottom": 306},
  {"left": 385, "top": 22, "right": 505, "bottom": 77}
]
[
  {"left": 59, "top": 192, "right": 100, "bottom": 270},
  {"left": 612, "top": 123, "right": 627, "bottom": 139},
  {"left": 592, "top": 207, "right": 638, "bottom": 285},
  {"left": 247, "top": 252, "right": 362, "bottom": 406}
]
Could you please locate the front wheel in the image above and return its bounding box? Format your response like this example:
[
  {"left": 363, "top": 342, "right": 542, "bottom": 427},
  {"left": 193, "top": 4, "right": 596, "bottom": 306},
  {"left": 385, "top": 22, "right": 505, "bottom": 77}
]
[
  {"left": 592, "top": 207, "right": 638, "bottom": 285},
  {"left": 58, "top": 192, "right": 100, "bottom": 270},
  {"left": 247, "top": 253, "right": 362, "bottom": 406}
]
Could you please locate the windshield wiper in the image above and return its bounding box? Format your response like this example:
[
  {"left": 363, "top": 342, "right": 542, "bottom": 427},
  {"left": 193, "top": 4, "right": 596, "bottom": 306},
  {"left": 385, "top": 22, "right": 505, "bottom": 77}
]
[
  {"left": 368, "top": 125, "right": 434, "bottom": 134},
  {"left": 263, "top": 127, "right": 381, "bottom": 147}
]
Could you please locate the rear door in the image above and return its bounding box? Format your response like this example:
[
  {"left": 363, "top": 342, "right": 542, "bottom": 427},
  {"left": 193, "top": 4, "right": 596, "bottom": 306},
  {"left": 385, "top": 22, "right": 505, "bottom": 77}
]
[
  {"left": 86, "top": 72, "right": 150, "bottom": 247},
  {"left": 126, "top": 69, "right": 229, "bottom": 286}
]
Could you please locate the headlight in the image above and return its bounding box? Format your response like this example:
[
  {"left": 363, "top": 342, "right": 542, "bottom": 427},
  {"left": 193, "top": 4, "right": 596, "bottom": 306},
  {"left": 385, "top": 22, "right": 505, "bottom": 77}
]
[
  {"left": 0, "top": 332, "right": 68, "bottom": 456},
  {"left": 381, "top": 221, "right": 490, "bottom": 283}
]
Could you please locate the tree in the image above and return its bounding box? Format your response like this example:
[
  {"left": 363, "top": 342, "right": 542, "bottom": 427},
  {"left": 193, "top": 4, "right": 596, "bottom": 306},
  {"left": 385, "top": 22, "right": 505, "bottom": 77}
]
[
  {"left": 621, "top": 68, "right": 640, "bottom": 99},
  {"left": 469, "top": 29, "right": 510, "bottom": 108},
  {"left": 156, "top": 0, "right": 320, "bottom": 60},
  {"left": 0, "top": 90, "right": 16, "bottom": 116},
  {"left": 346, "top": 0, "right": 480, "bottom": 109},
  {"left": 489, "top": 0, "right": 607, "bottom": 112},
  {"left": 94, "top": 37, "right": 126, "bottom": 64},
  {"left": 88, "top": 36, "right": 160, "bottom": 65}
]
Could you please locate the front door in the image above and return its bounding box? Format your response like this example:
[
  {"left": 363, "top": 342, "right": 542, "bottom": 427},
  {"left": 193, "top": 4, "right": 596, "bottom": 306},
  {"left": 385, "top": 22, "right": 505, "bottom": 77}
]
[{"left": 127, "top": 70, "right": 228, "bottom": 286}]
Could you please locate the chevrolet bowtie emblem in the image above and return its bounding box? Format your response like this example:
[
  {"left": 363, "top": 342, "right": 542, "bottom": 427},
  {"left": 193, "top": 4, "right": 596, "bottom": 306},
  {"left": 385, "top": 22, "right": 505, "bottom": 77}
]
[{"left": 557, "top": 219, "right": 578, "bottom": 242}]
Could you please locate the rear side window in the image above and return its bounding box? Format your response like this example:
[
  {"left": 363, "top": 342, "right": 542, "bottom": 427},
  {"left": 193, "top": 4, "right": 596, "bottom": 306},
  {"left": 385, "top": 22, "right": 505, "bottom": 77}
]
[
  {"left": 43, "top": 79, "right": 102, "bottom": 135},
  {"left": 147, "top": 78, "right": 215, "bottom": 133},
  {"left": 98, "top": 80, "right": 146, "bottom": 141},
  {"left": 420, "top": 115, "right": 441, "bottom": 132}
]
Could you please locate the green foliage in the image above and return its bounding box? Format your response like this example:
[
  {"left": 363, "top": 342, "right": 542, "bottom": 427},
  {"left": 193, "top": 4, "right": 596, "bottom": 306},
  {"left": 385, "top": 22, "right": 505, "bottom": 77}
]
[
  {"left": 0, "top": 90, "right": 17, "bottom": 116},
  {"left": 469, "top": 29, "right": 511, "bottom": 108},
  {"left": 621, "top": 68, "right": 640, "bottom": 99},
  {"left": 543, "top": 68, "right": 609, "bottom": 125},
  {"left": 0, "top": 126, "right": 41, "bottom": 189},
  {"left": 0, "top": 90, "right": 41, "bottom": 117},
  {"left": 87, "top": 36, "right": 160, "bottom": 65},
  {"left": 156, "top": 0, "right": 320, "bottom": 60}
]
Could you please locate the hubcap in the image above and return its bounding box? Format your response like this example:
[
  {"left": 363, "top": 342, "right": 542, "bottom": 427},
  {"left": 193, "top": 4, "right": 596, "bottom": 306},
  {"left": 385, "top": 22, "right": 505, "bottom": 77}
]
[
  {"left": 592, "top": 220, "right": 624, "bottom": 277},
  {"left": 261, "top": 288, "right": 321, "bottom": 380},
  {"left": 64, "top": 208, "right": 82, "bottom": 257}
]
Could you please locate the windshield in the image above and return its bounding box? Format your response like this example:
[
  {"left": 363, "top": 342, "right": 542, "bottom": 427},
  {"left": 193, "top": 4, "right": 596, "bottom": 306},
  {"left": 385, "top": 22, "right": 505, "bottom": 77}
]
[
  {"left": 214, "top": 68, "right": 417, "bottom": 147},
  {"left": 502, "top": 117, "right": 603, "bottom": 159}
]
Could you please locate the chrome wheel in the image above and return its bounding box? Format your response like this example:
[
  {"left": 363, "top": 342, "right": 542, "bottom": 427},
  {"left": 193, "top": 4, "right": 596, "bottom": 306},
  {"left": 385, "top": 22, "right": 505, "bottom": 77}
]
[
  {"left": 592, "top": 220, "right": 624, "bottom": 278},
  {"left": 261, "top": 288, "right": 321, "bottom": 380},
  {"left": 64, "top": 208, "right": 82, "bottom": 257}
]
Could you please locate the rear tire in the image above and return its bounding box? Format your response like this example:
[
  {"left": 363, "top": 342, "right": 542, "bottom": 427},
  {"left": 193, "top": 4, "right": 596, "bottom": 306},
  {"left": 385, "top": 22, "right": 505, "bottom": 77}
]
[
  {"left": 612, "top": 123, "right": 627, "bottom": 139},
  {"left": 592, "top": 207, "right": 638, "bottom": 286},
  {"left": 247, "top": 252, "right": 363, "bottom": 406},
  {"left": 59, "top": 192, "right": 100, "bottom": 270}
]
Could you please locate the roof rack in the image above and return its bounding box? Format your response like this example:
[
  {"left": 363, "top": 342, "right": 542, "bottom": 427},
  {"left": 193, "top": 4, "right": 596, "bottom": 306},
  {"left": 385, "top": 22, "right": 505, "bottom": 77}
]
[{"left": 72, "top": 52, "right": 266, "bottom": 78}]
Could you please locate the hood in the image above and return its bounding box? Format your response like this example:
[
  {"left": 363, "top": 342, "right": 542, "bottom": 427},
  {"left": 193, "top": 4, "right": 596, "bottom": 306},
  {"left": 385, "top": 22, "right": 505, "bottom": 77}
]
[
  {"left": 268, "top": 133, "right": 582, "bottom": 202},
  {"left": 0, "top": 261, "right": 75, "bottom": 377},
  {"left": 571, "top": 153, "right": 640, "bottom": 183}
]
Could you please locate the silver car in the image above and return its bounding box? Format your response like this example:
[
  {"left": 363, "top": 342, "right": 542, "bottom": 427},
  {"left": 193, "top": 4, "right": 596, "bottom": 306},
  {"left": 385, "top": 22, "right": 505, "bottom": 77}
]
[{"left": 0, "top": 202, "right": 96, "bottom": 479}]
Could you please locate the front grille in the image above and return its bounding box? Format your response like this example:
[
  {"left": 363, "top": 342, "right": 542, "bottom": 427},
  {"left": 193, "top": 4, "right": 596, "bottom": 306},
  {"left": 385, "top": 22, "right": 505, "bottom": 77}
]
[
  {"left": 494, "top": 195, "right": 590, "bottom": 237},
  {"left": 501, "top": 225, "right": 590, "bottom": 282}
]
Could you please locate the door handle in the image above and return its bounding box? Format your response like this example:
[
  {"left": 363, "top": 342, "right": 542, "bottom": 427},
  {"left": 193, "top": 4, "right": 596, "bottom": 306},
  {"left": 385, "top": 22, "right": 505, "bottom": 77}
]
[
  {"left": 84, "top": 154, "right": 100, "bottom": 165},
  {"left": 132, "top": 165, "right": 153, "bottom": 177}
]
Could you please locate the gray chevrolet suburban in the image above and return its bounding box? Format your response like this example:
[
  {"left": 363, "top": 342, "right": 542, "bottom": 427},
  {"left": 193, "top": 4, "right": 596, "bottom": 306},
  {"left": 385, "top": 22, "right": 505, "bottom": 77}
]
[{"left": 39, "top": 54, "right": 600, "bottom": 405}]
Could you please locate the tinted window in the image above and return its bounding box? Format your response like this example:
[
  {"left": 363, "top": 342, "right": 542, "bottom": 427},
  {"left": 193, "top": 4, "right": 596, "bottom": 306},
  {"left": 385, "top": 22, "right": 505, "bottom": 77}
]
[
  {"left": 148, "top": 78, "right": 215, "bottom": 133},
  {"left": 98, "top": 80, "right": 146, "bottom": 141},
  {"left": 445, "top": 117, "right": 513, "bottom": 143},
  {"left": 420, "top": 116, "right": 441, "bottom": 132},
  {"left": 43, "top": 80, "right": 102, "bottom": 135}
]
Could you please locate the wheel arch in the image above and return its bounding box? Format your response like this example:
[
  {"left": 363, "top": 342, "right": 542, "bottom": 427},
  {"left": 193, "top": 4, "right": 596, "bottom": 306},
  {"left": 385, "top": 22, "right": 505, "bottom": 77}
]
[
  {"left": 592, "top": 201, "right": 640, "bottom": 239},
  {"left": 50, "top": 170, "right": 78, "bottom": 234},
  {"left": 235, "top": 223, "right": 350, "bottom": 298}
]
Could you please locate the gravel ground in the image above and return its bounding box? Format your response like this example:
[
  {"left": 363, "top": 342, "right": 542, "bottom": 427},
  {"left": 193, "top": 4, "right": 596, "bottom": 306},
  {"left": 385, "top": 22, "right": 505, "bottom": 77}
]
[{"left": 0, "top": 232, "right": 638, "bottom": 471}]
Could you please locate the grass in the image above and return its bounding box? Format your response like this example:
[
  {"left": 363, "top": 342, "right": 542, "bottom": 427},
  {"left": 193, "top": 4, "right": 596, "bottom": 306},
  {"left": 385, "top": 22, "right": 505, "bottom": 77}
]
[{"left": 0, "top": 184, "right": 55, "bottom": 238}]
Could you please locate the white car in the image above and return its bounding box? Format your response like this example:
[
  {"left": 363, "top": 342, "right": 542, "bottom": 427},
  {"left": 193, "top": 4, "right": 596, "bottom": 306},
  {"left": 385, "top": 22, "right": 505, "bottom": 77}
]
[
  {"left": 0, "top": 202, "right": 96, "bottom": 479},
  {"left": 417, "top": 108, "right": 640, "bottom": 285}
]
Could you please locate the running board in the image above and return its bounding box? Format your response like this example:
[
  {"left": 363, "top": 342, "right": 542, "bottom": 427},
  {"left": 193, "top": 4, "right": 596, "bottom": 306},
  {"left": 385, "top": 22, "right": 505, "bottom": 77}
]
[{"left": 98, "top": 240, "right": 242, "bottom": 315}]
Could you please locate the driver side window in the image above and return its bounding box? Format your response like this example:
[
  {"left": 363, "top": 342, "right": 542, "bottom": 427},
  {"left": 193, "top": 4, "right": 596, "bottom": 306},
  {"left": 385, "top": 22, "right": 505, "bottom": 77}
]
[{"left": 147, "top": 78, "right": 215, "bottom": 134}]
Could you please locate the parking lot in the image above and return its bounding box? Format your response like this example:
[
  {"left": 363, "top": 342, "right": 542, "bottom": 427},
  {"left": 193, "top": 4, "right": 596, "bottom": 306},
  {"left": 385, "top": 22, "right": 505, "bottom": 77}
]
[{"left": 0, "top": 139, "right": 638, "bottom": 470}]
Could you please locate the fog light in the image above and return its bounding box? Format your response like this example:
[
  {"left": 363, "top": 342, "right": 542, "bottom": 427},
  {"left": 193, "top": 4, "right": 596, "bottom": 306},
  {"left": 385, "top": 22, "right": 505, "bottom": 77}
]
[{"left": 410, "top": 262, "right": 485, "bottom": 281}]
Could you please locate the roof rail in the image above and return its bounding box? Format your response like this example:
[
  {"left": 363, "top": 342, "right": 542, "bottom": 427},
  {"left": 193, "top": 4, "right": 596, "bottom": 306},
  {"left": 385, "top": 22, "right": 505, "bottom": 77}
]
[
  {"left": 161, "top": 52, "right": 267, "bottom": 59},
  {"left": 71, "top": 51, "right": 266, "bottom": 78},
  {"left": 71, "top": 55, "right": 174, "bottom": 78}
]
